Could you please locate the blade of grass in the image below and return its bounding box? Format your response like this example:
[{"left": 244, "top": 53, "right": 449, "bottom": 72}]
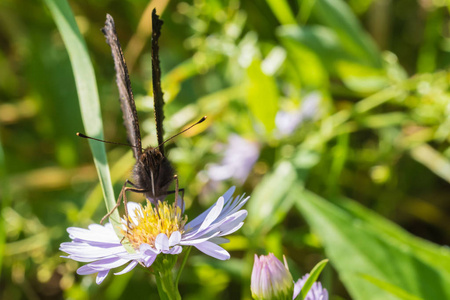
[
  {"left": 360, "top": 274, "right": 423, "bottom": 300},
  {"left": 44, "top": 0, "right": 121, "bottom": 234},
  {"left": 298, "top": 259, "right": 328, "bottom": 299}
]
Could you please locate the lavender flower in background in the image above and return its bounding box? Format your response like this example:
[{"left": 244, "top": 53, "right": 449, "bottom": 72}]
[
  {"left": 251, "top": 253, "right": 294, "bottom": 300},
  {"left": 207, "top": 134, "right": 260, "bottom": 184},
  {"left": 60, "top": 187, "right": 249, "bottom": 284},
  {"left": 294, "top": 273, "right": 328, "bottom": 300},
  {"left": 276, "top": 92, "right": 321, "bottom": 136}
]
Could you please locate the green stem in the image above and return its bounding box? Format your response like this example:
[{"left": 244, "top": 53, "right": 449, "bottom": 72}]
[
  {"left": 152, "top": 254, "right": 181, "bottom": 300},
  {"left": 154, "top": 268, "right": 181, "bottom": 300},
  {"left": 155, "top": 273, "right": 169, "bottom": 300},
  {"left": 175, "top": 246, "right": 192, "bottom": 286}
]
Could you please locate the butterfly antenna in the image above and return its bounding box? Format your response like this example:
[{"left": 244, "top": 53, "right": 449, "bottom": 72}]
[
  {"left": 157, "top": 116, "right": 207, "bottom": 148},
  {"left": 76, "top": 132, "right": 139, "bottom": 148}
]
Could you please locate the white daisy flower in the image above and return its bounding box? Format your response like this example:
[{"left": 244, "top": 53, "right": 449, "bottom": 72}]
[{"left": 60, "top": 187, "right": 248, "bottom": 284}]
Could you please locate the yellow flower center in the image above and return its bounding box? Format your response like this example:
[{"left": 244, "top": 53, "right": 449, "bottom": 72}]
[{"left": 122, "top": 200, "right": 187, "bottom": 250}]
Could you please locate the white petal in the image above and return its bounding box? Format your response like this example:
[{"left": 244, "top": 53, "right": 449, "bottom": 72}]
[
  {"left": 169, "top": 231, "right": 181, "bottom": 247},
  {"left": 126, "top": 202, "right": 143, "bottom": 224},
  {"left": 67, "top": 225, "right": 118, "bottom": 244},
  {"left": 155, "top": 233, "right": 169, "bottom": 251}
]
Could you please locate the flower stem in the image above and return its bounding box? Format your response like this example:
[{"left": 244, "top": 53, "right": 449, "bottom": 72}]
[
  {"left": 175, "top": 246, "right": 192, "bottom": 287},
  {"left": 153, "top": 255, "right": 181, "bottom": 300}
]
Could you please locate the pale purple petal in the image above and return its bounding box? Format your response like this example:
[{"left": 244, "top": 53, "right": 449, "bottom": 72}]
[
  {"left": 180, "top": 187, "right": 248, "bottom": 255},
  {"left": 96, "top": 271, "right": 109, "bottom": 284},
  {"left": 218, "top": 222, "right": 244, "bottom": 236},
  {"left": 179, "top": 232, "right": 221, "bottom": 246},
  {"left": 216, "top": 210, "right": 248, "bottom": 233},
  {"left": 167, "top": 245, "right": 182, "bottom": 255},
  {"left": 84, "top": 257, "right": 132, "bottom": 271},
  {"left": 197, "top": 196, "right": 224, "bottom": 232},
  {"left": 194, "top": 241, "right": 230, "bottom": 260},
  {"left": 114, "top": 261, "right": 139, "bottom": 275},
  {"left": 77, "top": 265, "right": 99, "bottom": 275},
  {"left": 143, "top": 254, "right": 157, "bottom": 267},
  {"left": 208, "top": 237, "right": 229, "bottom": 244},
  {"left": 187, "top": 187, "right": 236, "bottom": 230}
]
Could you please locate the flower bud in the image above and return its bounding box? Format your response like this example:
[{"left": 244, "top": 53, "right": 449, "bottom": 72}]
[{"left": 251, "top": 253, "right": 294, "bottom": 300}]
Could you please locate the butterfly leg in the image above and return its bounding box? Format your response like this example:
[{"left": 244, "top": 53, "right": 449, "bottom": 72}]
[
  {"left": 121, "top": 186, "right": 148, "bottom": 226},
  {"left": 165, "top": 176, "right": 185, "bottom": 211},
  {"left": 100, "top": 179, "right": 147, "bottom": 225}
]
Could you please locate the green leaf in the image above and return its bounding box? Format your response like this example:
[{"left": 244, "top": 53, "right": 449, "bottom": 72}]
[
  {"left": 44, "top": 0, "right": 121, "bottom": 233},
  {"left": 246, "top": 161, "right": 297, "bottom": 235},
  {"left": 293, "top": 186, "right": 450, "bottom": 299},
  {"left": 247, "top": 148, "right": 320, "bottom": 235},
  {"left": 277, "top": 29, "right": 329, "bottom": 89},
  {"left": 266, "top": 0, "right": 297, "bottom": 25},
  {"left": 360, "top": 274, "right": 423, "bottom": 300},
  {"left": 277, "top": 25, "right": 387, "bottom": 92},
  {"left": 278, "top": 25, "right": 358, "bottom": 69},
  {"left": 297, "top": 259, "right": 328, "bottom": 299},
  {"left": 246, "top": 59, "right": 278, "bottom": 133},
  {"left": 312, "top": 0, "right": 382, "bottom": 68}
]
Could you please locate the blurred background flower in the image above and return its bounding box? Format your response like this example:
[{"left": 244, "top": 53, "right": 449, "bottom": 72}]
[
  {"left": 276, "top": 92, "right": 321, "bottom": 136},
  {"left": 207, "top": 134, "right": 260, "bottom": 184}
]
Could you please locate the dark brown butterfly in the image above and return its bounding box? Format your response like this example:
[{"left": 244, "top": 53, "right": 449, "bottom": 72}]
[{"left": 80, "top": 10, "right": 205, "bottom": 223}]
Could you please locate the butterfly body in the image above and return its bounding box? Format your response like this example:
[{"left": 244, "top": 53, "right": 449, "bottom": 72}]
[{"left": 133, "top": 147, "right": 174, "bottom": 203}]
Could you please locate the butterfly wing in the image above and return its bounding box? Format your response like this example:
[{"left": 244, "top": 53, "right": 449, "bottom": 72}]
[
  {"left": 151, "top": 9, "right": 166, "bottom": 156},
  {"left": 102, "top": 14, "right": 142, "bottom": 159}
]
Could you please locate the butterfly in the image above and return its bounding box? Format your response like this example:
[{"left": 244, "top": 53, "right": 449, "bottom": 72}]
[{"left": 79, "top": 10, "right": 205, "bottom": 223}]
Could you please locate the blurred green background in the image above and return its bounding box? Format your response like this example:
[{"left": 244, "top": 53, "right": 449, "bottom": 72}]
[{"left": 1, "top": 0, "right": 450, "bottom": 299}]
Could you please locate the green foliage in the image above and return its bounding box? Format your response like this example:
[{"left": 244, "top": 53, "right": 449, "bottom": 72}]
[{"left": 1, "top": 0, "right": 449, "bottom": 299}]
